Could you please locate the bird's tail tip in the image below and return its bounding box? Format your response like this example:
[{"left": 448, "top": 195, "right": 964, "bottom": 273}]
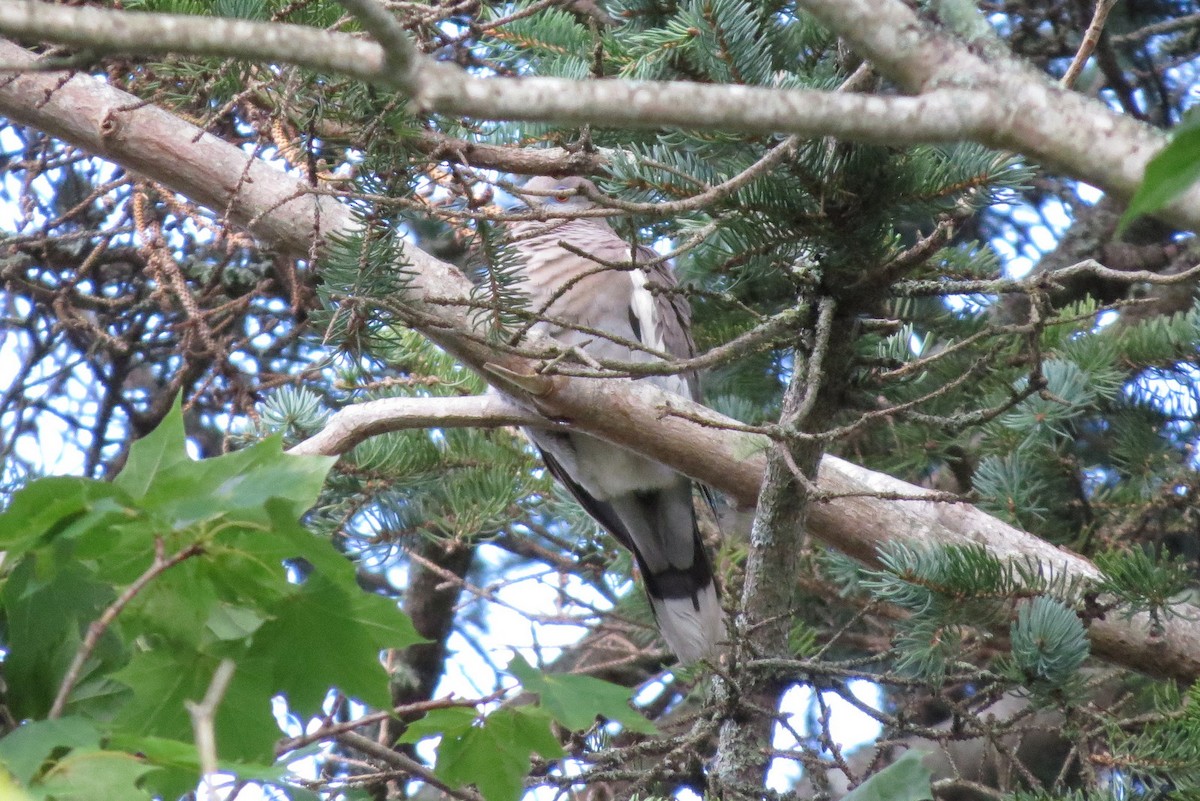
[{"left": 650, "top": 583, "right": 723, "bottom": 665}]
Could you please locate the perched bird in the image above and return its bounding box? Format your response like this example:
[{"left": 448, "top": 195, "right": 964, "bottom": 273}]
[{"left": 507, "top": 175, "right": 721, "bottom": 663}]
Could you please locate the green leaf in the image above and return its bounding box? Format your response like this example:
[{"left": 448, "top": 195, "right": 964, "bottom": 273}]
[
  {"left": 237, "top": 497, "right": 371, "bottom": 586},
  {"left": 249, "top": 574, "right": 424, "bottom": 713},
  {"left": 1120, "top": 113, "right": 1200, "bottom": 233},
  {"left": 506, "top": 654, "right": 657, "bottom": 734},
  {"left": 397, "top": 706, "right": 480, "bottom": 744},
  {"left": 71, "top": 512, "right": 161, "bottom": 585},
  {"left": 435, "top": 708, "right": 564, "bottom": 801},
  {"left": 0, "top": 718, "right": 100, "bottom": 784},
  {"left": 2, "top": 558, "right": 119, "bottom": 720},
  {"left": 0, "top": 768, "right": 34, "bottom": 801},
  {"left": 114, "top": 395, "right": 190, "bottom": 499},
  {"left": 214, "top": 0, "right": 267, "bottom": 20},
  {"left": 119, "top": 558, "right": 223, "bottom": 649},
  {"left": 106, "top": 734, "right": 203, "bottom": 801},
  {"left": 1094, "top": 546, "right": 1191, "bottom": 628},
  {"left": 0, "top": 477, "right": 130, "bottom": 556},
  {"left": 111, "top": 651, "right": 282, "bottom": 762},
  {"left": 205, "top": 603, "right": 268, "bottom": 641},
  {"left": 843, "top": 750, "right": 933, "bottom": 801},
  {"left": 111, "top": 650, "right": 211, "bottom": 744},
  {"left": 107, "top": 733, "right": 288, "bottom": 801},
  {"left": 432, "top": 724, "right": 523, "bottom": 801},
  {"left": 37, "top": 748, "right": 156, "bottom": 800},
  {"left": 499, "top": 707, "right": 566, "bottom": 761},
  {"left": 1009, "top": 596, "right": 1090, "bottom": 686},
  {"left": 398, "top": 704, "right": 565, "bottom": 801},
  {"left": 732, "top": 433, "right": 771, "bottom": 461},
  {"left": 135, "top": 433, "right": 334, "bottom": 529}
]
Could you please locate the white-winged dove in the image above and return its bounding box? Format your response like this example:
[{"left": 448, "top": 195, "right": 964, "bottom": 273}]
[{"left": 508, "top": 175, "right": 722, "bottom": 663}]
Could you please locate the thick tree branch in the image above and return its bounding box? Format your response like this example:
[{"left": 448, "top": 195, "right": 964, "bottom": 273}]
[
  {"left": 714, "top": 348, "right": 828, "bottom": 795},
  {"left": 336, "top": 0, "right": 418, "bottom": 85},
  {"left": 287, "top": 395, "right": 547, "bottom": 457},
  {"left": 792, "top": 0, "right": 1175, "bottom": 218},
  {"left": 1, "top": 0, "right": 1197, "bottom": 230},
  {"left": 411, "top": 131, "right": 605, "bottom": 175},
  {"left": 0, "top": 3, "right": 992, "bottom": 141},
  {"left": 286, "top": 392, "right": 1200, "bottom": 684},
  {"left": 2, "top": 41, "right": 1199, "bottom": 682}
]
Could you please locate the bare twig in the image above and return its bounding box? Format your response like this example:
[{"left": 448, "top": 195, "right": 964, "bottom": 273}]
[
  {"left": 276, "top": 692, "right": 504, "bottom": 755},
  {"left": 1112, "top": 11, "right": 1200, "bottom": 44},
  {"left": 337, "top": 730, "right": 485, "bottom": 801},
  {"left": 1061, "top": 0, "right": 1118, "bottom": 90},
  {"left": 187, "top": 659, "right": 238, "bottom": 801},
  {"left": 895, "top": 257, "right": 1200, "bottom": 299},
  {"left": 791, "top": 296, "right": 835, "bottom": 427},
  {"left": 411, "top": 294, "right": 801, "bottom": 380},
  {"left": 49, "top": 538, "right": 205, "bottom": 719}
]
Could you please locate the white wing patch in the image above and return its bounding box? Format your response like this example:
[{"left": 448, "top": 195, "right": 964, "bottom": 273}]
[{"left": 629, "top": 268, "right": 664, "bottom": 351}]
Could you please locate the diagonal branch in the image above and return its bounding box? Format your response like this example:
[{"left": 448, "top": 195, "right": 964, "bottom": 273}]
[
  {"left": 186, "top": 659, "right": 237, "bottom": 801},
  {"left": 335, "top": 0, "right": 418, "bottom": 83}
]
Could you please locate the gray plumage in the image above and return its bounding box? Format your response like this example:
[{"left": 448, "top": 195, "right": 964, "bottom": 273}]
[{"left": 508, "top": 175, "right": 721, "bottom": 663}]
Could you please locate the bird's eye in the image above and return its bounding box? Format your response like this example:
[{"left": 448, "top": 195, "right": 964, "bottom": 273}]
[{"left": 553, "top": 192, "right": 571, "bottom": 202}]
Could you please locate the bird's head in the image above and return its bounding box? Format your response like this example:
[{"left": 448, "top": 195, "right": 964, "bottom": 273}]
[{"left": 518, "top": 175, "right": 598, "bottom": 213}]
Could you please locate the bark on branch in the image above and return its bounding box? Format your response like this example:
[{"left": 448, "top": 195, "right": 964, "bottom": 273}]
[{"left": 0, "top": 0, "right": 1195, "bottom": 228}]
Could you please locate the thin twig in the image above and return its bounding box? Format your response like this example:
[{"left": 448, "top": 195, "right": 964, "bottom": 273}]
[
  {"left": 1061, "top": 0, "right": 1118, "bottom": 89},
  {"left": 49, "top": 538, "right": 205, "bottom": 719},
  {"left": 576, "top": 136, "right": 801, "bottom": 216},
  {"left": 814, "top": 351, "right": 1030, "bottom": 442},
  {"left": 412, "top": 294, "right": 802, "bottom": 379},
  {"left": 337, "top": 730, "right": 485, "bottom": 801},
  {"left": 187, "top": 659, "right": 237, "bottom": 801},
  {"left": 1112, "top": 11, "right": 1200, "bottom": 44},
  {"left": 276, "top": 692, "right": 503, "bottom": 755},
  {"left": 792, "top": 295, "right": 835, "bottom": 427},
  {"left": 870, "top": 216, "right": 957, "bottom": 287},
  {"left": 895, "top": 257, "right": 1200, "bottom": 299}
]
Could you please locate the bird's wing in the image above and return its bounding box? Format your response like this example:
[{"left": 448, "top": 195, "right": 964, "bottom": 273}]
[{"left": 635, "top": 243, "right": 700, "bottom": 401}]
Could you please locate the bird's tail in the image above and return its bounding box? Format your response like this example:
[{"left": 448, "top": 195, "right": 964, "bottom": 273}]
[
  {"left": 532, "top": 439, "right": 723, "bottom": 663},
  {"left": 616, "top": 487, "right": 724, "bottom": 664},
  {"left": 646, "top": 568, "right": 723, "bottom": 664}
]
